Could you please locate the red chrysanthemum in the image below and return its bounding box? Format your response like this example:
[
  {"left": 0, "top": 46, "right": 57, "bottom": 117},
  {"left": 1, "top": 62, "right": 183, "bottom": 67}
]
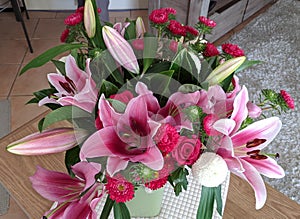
[
  {"left": 76, "top": 6, "right": 84, "bottom": 14},
  {"left": 168, "top": 20, "right": 187, "bottom": 36},
  {"left": 154, "top": 123, "right": 179, "bottom": 156},
  {"left": 105, "top": 176, "right": 135, "bottom": 203},
  {"left": 198, "top": 16, "right": 216, "bottom": 28},
  {"left": 149, "top": 8, "right": 169, "bottom": 24},
  {"left": 280, "top": 90, "right": 295, "bottom": 109},
  {"left": 145, "top": 176, "right": 168, "bottom": 190},
  {"left": 64, "top": 12, "right": 83, "bottom": 26},
  {"left": 203, "top": 43, "right": 220, "bottom": 57},
  {"left": 185, "top": 25, "right": 199, "bottom": 36},
  {"left": 164, "top": 7, "right": 177, "bottom": 15},
  {"left": 221, "top": 43, "right": 245, "bottom": 57},
  {"left": 60, "top": 28, "right": 70, "bottom": 42}
]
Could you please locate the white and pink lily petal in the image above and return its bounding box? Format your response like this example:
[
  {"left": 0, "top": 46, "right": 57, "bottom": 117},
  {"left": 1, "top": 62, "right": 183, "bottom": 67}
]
[{"left": 39, "top": 55, "right": 98, "bottom": 113}]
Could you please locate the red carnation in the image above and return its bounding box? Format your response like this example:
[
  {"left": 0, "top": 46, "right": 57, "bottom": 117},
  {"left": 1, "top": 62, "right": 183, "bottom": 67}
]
[
  {"left": 203, "top": 43, "right": 220, "bottom": 57},
  {"left": 168, "top": 20, "right": 187, "bottom": 36},
  {"left": 106, "top": 176, "right": 135, "bottom": 203},
  {"left": 60, "top": 28, "right": 70, "bottom": 42},
  {"left": 154, "top": 123, "right": 179, "bottom": 156},
  {"left": 76, "top": 6, "right": 84, "bottom": 14},
  {"left": 164, "top": 7, "right": 177, "bottom": 15},
  {"left": 222, "top": 43, "right": 245, "bottom": 57},
  {"left": 149, "top": 8, "right": 169, "bottom": 24},
  {"left": 185, "top": 25, "right": 199, "bottom": 36},
  {"left": 280, "top": 90, "right": 295, "bottom": 110},
  {"left": 64, "top": 12, "right": 83, "bottom": 26},
  {"left": 198, "top": 16, "right": 216, "bottom": 28}
]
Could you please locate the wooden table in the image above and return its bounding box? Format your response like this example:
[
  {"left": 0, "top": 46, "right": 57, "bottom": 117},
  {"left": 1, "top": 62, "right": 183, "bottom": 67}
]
[{"left": 1, "top": 113, "right": 300, "bottom": 219}]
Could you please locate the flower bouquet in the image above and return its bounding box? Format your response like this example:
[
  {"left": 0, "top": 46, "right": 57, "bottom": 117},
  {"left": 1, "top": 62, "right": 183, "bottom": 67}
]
[{"left": 7, "top": 1, "right": 294, "bottom": 218}]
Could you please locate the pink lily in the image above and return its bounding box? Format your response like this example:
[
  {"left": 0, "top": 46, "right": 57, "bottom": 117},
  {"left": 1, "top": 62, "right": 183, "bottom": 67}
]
[
  {"left": 6, "top": 128, "right": 88, "bottom": 155},
  {"left": 30, "top": 161, "right": 102, "bottom": 219},
  {"left": 39, "top": 55, "right": 98, "bottom": 113},
  {"left": 102, "top": 25, "right": 140, "bottom": 74},
  {"left": 113, "top": 22, "right": 130, "bottom": 37},
  {"left": 80, "top": 83, "right": 163, "bottom": 176},
  {"left": 212, "top": 86, "right": 284, "bottom": 209}
]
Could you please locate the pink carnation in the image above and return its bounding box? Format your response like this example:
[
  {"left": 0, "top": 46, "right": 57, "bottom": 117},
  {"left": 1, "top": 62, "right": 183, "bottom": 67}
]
[
  {"left": 105, "top": 176, "right": 134, "bottom": 203},
  {"left": 154, "top": 123, "right": 179, "bottom": 156},
  {"left": 168, "top": 20, "right": 187, "bottom": 36},
  {"left": 203, "top": 43, "right": 220, "bottom": 57},
  {"left": 169, "top": 40, "right": 178, "bottom": 53},
  {"left": 145, "top": 176, "right": 168, "bottom": 190},
  {"left": 149, "top": 8, "right": 169, "bottom": 24},
  {"left": 64, "top": 12, "right": 83, "bottom": 26},
  {"left": 198, "top": 16, "right": 216, "bottom": 28},
  {"left": 280, "top": 90, "right": 295, "bottom": 109},
  {"left": 60, "top": 28, "right": 70, "bottom": 42},
  {"left": 222, "top": 43, "right": 245, "bottom": 57}
]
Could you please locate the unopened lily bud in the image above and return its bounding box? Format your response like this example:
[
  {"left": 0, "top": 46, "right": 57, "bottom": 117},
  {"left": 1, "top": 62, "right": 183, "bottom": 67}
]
[
  {"left": 84, "top": 0, "right": 96, "bottom": 38},
  {"left": 136, "top": 17, "right": 146, "bottom": 38}
]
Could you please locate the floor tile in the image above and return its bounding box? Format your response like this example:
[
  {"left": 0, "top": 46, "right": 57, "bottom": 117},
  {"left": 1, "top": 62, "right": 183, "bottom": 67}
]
[
  {"left": 55, "top": 11, "right": 73, "bottom": 18},
  {"left": 0, "top": 65, "right": 19, "bottom": 97},
  {"left": 0, "top": 40, "right": 28, "bottom": 64},
  {"left": 0, "top": 19, "right": 38, "bottom": 40},
  {"left": 9, "top": 96, "right": 48, "bottom": 131},
  {"left": 11, "top": 63, "right": 55, "bottom": 96},
  {"left": 0, "top": 196, "right": 28, "bottom": 219},
  {"left": 33, "top": 18, "right": 66, "bottom": 39},
  {"left": 0, "top": 12, "right": 15, "bottom": 20},
  {"left": 27, "top": 11, "right": 57, "bottom": 19}
]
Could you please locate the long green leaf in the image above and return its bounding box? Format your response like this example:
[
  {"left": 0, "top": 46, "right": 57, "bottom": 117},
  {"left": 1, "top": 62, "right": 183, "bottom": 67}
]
[
  {"left": 100, "top": 196, "right": 115, "bottom": 219},
  {"left": 41, "top": 106, "right": 90, "bottom": 130},
  {"left": 215, "top": 185, "right": 223, "bottom": 216},
  {"left": 197, "top": 186, "right": 215, "bottom": 219},
  {"left": 20, "top": 43, "right": 85, "bottom": 75},
  {"left": 142, "top": 34, "right": 158, "bottom": 74},
  {"left": 113, "top": 202, "right": 131, "bottom": 219}
]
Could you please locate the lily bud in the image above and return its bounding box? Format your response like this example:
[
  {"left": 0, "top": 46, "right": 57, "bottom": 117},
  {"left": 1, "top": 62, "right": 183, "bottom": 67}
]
[
  {"left": 84, "top": 0, "right": 96, "bottom": 38},
  {"left": 7, "top": 128, "right": 88, "bottom": 155},
  {"left": 204, "top": 56, "right": 246, "bottom": 86},
  {"left": 102, "top": 25, "right": 140, "bottom": 74},
  {"left": 136, "top": 17, "right": 146, "bottom": 38}
]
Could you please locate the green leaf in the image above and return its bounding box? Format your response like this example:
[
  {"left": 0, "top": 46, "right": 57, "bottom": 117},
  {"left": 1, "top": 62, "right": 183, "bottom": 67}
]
[
  {"left": 168, "top": 167, "right": 189, "bottom": 196},
  {"left": 113, "top": 202, "right": 131, "bottom": 219},
  {"left": 20, "top": 43, "right": 85, "bottom": 75},
  {"left": 91, "top": 0, "right": 105, "bottom": 49},
  {"left": 197, "top": 186, "right": 215, "bottom": 219},
  {"left": 51, "top": 60, "right": 66, "bottom": 75},
  {"left": 124, "top": 20, "right": 136, "bottom": 41},
  {"left": 142, "top": 34, "right": 158, "bottom": 74},
  {"left": 100, "top": 196, "right": 115, "bottom": 219},
  {"left": 178, "top": 84, "right": 201, "bottom": 93},
  {"left": 100, "top": 80, "right": 120, "bottom": 97},
  {"left": 65, "top": 146, "right": 80, "bottom": 177},
  {"left": 41, "top": 106, "right": 90, "bottom": 130},
  {"left": 215, "top": 185, "right": 223, "bottom": 216},
  {"left": 235, "top": 60, "right": 262, "bottom": 73},
  {"left": 38, "top": 118, "right": 45, "bottom": 132},
  {"left": 108, "top": 98, "right": 127, "bottom": 113}
]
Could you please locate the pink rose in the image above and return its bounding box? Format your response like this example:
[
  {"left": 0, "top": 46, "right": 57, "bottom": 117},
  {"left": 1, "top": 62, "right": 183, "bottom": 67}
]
[{"left": 171, "top": 136, "right": 201, "bottom": 166}]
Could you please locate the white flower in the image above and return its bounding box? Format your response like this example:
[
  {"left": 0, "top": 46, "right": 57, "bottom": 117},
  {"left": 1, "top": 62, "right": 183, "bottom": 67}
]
[{"left": 192, "top": 152, "right": 228, "bottom": 187}]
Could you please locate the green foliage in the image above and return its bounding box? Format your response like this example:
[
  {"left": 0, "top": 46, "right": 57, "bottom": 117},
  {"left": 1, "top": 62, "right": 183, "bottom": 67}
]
[
  {"left": 100, "top": 196, "right": 115, "bottom": 219},
  {"left": 65, "top": 146, "right": 80, "bottom": 177},
  {"left": 113, "top": 202, "right": 131, "bottom": 219},
  {"left": 168, "top": 167, "right": 189, "bottom": 196}
]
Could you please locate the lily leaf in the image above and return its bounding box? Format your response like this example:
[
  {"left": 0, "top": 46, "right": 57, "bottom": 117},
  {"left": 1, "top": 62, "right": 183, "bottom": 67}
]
[
  {"left": 51, "top": 59, "right": 66, "bottom": 75},
  {"left": 142, "top": 34, "right": 158, "bottom": 74},
  {"left": 20, "top": 43, "right": 85, "bottom": 75},
  {"left": 41, "top": 106, "right": 90, "bottom": 131},
  {"left": 113, "top": 202, "right": 131, "bottom": 219},
  {"left": 215, "top": 185, "right": 223, "bottom": 216},
  {"left": 100, "top": 196, "right": 115, "bottom": 219},
  {"left": 197, "top": 186, "right": 215, "bottom": 219},
  {"left": 235, "top": 60, "right": 262, "bottom": 73}
]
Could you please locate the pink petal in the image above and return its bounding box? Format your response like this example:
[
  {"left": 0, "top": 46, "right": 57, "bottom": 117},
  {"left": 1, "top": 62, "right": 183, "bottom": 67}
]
[
  {"left": 235, "top": 159, "right": 267, "bottom": 209},
  {"left": 99, "top": 94, "right": 121, "bottom": 127},
  {"left": 65, "top": 55, "right": 87, "bottom": 91},
  {"left": 230, "top": 86, "right": 249, "bottom": 134},
  {"left": 72, "top": 162, "right": 101, "bottom": 190},
  {"left": 106, "top": 157, "right": 129, "bottom": 176},
  {"left": 135, "top": 82, "right": 160, "bottom": 113},
  {"left": 243, "top": 157, "right": 285, "bottom": 178},
  {"left": 213, "top": 118, "right": 236, "bottom": 136},
  {"left": 48, "top": 73, "right": 69, "bottom": 94},
  {"left": 247, "top": 102, "right": 262, "bottom": 118},
  {"left": 30, "top": 166, "right": 82, "bottom": 202},
  {"left": 231, "top": 117, "right": 282, "bottom": 151}
]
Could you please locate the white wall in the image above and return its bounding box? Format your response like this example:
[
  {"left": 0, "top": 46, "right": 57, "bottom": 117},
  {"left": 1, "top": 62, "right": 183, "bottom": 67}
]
[{"left": 23, "top": 0, "right": 148, "bottom": 10}]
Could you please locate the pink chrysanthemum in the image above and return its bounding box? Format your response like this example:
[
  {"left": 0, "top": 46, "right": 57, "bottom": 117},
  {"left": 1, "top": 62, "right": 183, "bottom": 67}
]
[
  {"left": 106, "top": 176, "right": 134, "bottom": 203},
  {"left": 280, "top": 90, "right": 295, "bottom": 109},
  {"left": 198, "top": 16, "right": 216, "bottom": 28},
  {"left": 169, "top": 40, "right": 178, "bottom": 53},
  {"left": 221, "top": 43, "right": 245, "bottom": 57},
  {"left": 149, "top": 8, "right": 169, "bottom": 24},
  {"left": 64, "top": 12, "right": 83, "bottom": 26},
  {"left": 168, "top": 20, "right": 187, "bottom": 36},
  {"left": 60, "top": 29, "right": 70, "bottom": 42},
  {"left": 203, "top": 43, "right": 220, "bottom": 57},
  {"left": 145, "top": 176, "right": 168, "bottom": 190},
  {"left": 154, "top": 124, "right": 179, "bottom": 156},
  {"left": 185, "top": 26, "right": 199, "bottom": 36},
  {"left": 164, "top": 7, "right": 177, "bottom": 15}
]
